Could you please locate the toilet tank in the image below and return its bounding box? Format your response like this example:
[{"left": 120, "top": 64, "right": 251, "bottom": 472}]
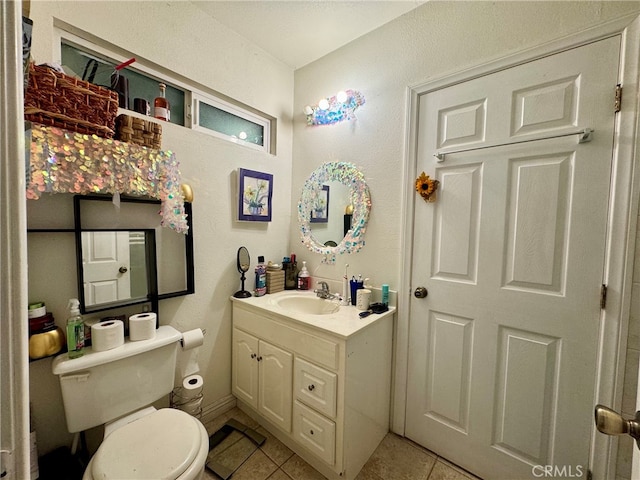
[{"left": 52, "top": 325, "right": 182, "bottom": 433}]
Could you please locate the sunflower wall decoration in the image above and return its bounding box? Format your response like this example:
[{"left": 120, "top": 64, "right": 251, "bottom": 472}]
[{"left": 415, "top": 172, "right": 439, "bottom": 203}]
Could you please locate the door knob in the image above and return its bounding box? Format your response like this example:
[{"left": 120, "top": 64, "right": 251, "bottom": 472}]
[
  {"left": 414, "top": 287, "right": 428, "bottom": 298},
  {"left": 595, "top": 404, "right": 640, "bottom": 447},
  {"left": 119, "top": 266, "right": 128, "bottom": 274}
]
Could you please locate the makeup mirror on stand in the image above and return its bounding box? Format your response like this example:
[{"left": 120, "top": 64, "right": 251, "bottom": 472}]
[{"left": 233, "top": 246, "right": 252, "bottom": 298}]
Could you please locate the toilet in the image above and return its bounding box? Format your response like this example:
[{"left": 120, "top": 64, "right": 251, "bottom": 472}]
[{"left": 52, "top": 325, "right": 209, "bottom": 480}]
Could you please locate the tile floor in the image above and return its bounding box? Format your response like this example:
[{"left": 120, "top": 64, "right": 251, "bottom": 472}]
[{"left": 202, "top": 408, "right": 481, "bottom": 480}]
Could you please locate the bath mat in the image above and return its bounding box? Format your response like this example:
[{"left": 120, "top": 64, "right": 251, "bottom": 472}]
[{"left": 206, "top": 419, "right": 266, "bottom": 479}]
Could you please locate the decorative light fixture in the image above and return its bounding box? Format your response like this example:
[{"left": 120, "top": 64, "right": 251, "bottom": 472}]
[{"left": 304, "top": 89, "right": 365, "bottom": 126}]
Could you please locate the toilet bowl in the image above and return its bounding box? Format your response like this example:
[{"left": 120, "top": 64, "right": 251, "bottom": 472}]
[
  {"left": 51, "top": 326, "right": 209, "bottom": 480},
  {"left": 83, "top": 408, "right": 209, "bottom": 480}
]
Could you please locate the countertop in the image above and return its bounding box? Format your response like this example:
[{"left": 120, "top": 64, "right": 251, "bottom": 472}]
[{"left": 230, "top": 290, "right": 395, "bottom": 339}]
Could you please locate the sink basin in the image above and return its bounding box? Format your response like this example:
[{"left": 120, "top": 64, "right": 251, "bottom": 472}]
[{"left": 275, "top": 295, "right": 340, "bottom": 315}]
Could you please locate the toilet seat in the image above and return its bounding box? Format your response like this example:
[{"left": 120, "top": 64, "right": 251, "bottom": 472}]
[{"left": 91, "top": 409, "right": 204, "bottom": 479}]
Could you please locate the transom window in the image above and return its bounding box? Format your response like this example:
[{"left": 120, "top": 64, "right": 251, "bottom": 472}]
[{"left": 55, "top": 28, "right": 273, "bottom": 153}]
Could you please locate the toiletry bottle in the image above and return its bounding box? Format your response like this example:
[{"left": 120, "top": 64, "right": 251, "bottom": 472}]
[
  {"left": 382, "top": 284, "right": 390, "bottom": 306},
  {"left": 297, "top": 261, "right": 311, "bottom": 290},
  {"left": 154, "top": 83, "right": 170, "bottom": 121},
  {"left": 66, "top": 298, "right": 84, "bottom": 359},
  {"left": 285, "top": 253, "right": 298, "bottom": 290},
  {"left": 255, "top": 256, "right": 267, "bottom": 296}
]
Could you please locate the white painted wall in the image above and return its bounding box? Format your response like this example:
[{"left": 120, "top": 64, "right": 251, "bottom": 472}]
[{"left": 26, "top": 1, "right": 294, "bottom": 455}]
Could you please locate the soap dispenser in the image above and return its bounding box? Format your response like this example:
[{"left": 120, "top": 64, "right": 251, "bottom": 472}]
[
  {"left": 66, "top": 298, "right": 84, "bottom": 359},
  {"left": 297, "top": 261, "right": 311, "bottom": 290}
]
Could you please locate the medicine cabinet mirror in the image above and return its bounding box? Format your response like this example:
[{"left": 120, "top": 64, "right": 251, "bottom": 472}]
[
  {"left": 298, "top": 162, "right": 371, "bottom": 261},
  {"left": 74, "top": 195, "right": 194, "bottom": 314}
]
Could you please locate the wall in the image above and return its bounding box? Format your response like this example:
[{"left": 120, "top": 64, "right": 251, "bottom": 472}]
[
  {"left": 290, "top": 1, "right": 640, "bottom": 478},
  {"left": 26, "top": 1, "right": 294, "bottom": 455}
]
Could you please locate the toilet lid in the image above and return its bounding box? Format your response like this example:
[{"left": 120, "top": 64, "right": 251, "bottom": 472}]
[{"left": 92, "top": 409, "right": 202, "bottom": 479}]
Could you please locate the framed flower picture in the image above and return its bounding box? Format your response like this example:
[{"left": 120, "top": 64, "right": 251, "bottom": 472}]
[
  {"left": 310, "top": 185, "right": 329, "bottom": 223},
  {"left": 238, "top": 168, "right": 273, "bottom": 222}
]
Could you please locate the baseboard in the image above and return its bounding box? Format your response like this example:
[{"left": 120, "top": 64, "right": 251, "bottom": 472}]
[{"left": 201, "top": 394, "right": 236, "bottom": 425}]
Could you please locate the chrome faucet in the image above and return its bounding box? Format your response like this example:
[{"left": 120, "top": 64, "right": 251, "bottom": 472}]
[{"left": 314, "top": 281, "right": 340, "bottom": 301}]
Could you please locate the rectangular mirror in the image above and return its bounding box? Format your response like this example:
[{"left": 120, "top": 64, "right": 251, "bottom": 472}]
[{"left": 74, "top": 195, "right": 194, "bottom": 313}]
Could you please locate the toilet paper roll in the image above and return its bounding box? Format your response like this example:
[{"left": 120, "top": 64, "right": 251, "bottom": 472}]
[
  {"left": 129, "top": 312, "right": 157, "bottom": 341},
  {"left": 91, "top": 320, "right": 124, "bottom": 352},
  {"left": 182, "top": 374, "right": 204, "bottom": 398},
  {"left": 181, "top": 328, "right": 204, "bottom": 350}
]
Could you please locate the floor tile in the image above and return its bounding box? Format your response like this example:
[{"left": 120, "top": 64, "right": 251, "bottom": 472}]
[
  {"left": 257, "top": 426, "right": 294, "bottom": 466},
  {"left": 429, "top": 459, "right": 475, "bottom": 480},
  {"left": 229, "top": 449, "right": 279, "bottom": 480},
  {"left": 281, "top": 454, "right": 327, "bottom": 480},
  {"left": 362, "top": 432, "right": 436, "bottom": 480},
  {"left": 204, "top": 407, "right": 260, "bottom": 436},
  {"left": 354, "top": 462, "right": 385, "bottom": 480},
  {"left": 268, "top": 470, "right": 294, "bottom": 480}
]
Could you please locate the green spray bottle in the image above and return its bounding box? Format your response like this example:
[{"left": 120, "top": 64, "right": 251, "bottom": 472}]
[{"left": 66, "top": 298, "right": 84, "bottom": 358}]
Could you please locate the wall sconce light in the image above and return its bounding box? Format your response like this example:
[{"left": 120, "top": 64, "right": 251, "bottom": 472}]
[{"left": 304, "top": 89, "right": 365, "bottom": 126}]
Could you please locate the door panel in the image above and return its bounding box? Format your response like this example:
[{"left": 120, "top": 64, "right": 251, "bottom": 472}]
[
  {"left": 259, "top": 340, "right": 293, "bottom": 432},
  {"left": 82, "top": 231, "right": 130, "bottom": 305},
  {"left": 407, "top": 36, "right": 620, "bottom": 479},
  {"left": 232, "top": 328, "right": 259, "bottom": 409}
]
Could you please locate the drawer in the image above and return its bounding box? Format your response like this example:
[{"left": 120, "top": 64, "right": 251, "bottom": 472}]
[
  {"left": 294, "top": 357, "right": 337, "bottom": 418},
  {"left": 293, "top": 400, "right": 336, "bottom": 466}
]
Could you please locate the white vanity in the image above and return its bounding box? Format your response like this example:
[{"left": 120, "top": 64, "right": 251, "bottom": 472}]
[{"left": 230, "top": 291, "right": 395, "bottom": 480}]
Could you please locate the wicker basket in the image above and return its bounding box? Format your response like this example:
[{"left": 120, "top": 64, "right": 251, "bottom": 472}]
[
  {"left": 114, "top": 114, "right": 162, "bottom": 149},
  {"left": 24, "top": 63, "right": 119, "bottom": 138}
]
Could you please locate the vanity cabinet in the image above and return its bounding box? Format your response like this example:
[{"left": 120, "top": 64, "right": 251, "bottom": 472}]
[
  {"left": 232, "top": 328, "right": 293, "bottom": 432},
  {"left": 231, "top": 297, "right": 394, "bottom": 480}
]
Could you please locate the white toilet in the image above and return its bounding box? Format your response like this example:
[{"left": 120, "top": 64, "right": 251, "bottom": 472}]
[{"left": 52, "top": 325, "right": 209, "bottom": 480}]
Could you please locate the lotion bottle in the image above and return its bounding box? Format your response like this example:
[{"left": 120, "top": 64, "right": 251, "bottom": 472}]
[
  {"left": 66, "top": 298, "right": 84, "bottom": 359},
  {"left": 297, "top": 261, "right": 311, "bottom": 290},
  {"left": 255, "top": 256, "right": 267, "bottom": 296}
]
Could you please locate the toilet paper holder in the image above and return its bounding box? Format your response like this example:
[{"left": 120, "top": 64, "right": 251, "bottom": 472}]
[{"left": 180, "top": 328, "right": 206, "bottom": 347}]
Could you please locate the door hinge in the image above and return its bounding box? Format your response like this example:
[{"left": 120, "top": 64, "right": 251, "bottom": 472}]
[
  {"left": 614, "top": 84, "right": 622, "bottom": 113},
  {"left": 601, "top": 284, "right": 608, "bottom": 309}
]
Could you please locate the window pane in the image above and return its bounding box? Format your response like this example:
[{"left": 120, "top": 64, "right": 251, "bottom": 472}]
[
  {"left": 198, "top": 102, "right": 264, "bottom": 147},
  {"left": 60, "top": 43, "right": 185, "bottom": 126}
]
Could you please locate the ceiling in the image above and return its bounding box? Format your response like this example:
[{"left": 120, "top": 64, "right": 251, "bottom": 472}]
[{"left": 190, "top": 1, "right": 425, "bottom": 70}]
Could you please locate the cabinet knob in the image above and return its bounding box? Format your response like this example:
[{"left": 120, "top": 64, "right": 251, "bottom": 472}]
[
  {"left": 257, "top": 356, "right": 263, "bottom": 362},
  {"left": 250, "top": 353, "right": 257, "bottom": 359},
  {"left": 308, "top": 384, "right": 315, "bottom": 391},
  {"left": 310, "top": 430, "right": 314, "bottom": 435}
]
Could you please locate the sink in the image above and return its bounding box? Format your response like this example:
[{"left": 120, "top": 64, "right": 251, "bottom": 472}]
[{"left": 275, "top": 295, "right": 340, "bottom": 315}]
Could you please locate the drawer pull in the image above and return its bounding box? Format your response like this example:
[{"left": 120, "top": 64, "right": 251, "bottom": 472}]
[
  {"left": 308, "top": 384, "right": 315, "bottom": 391},
  {"left": 310, "top": 429, "right": 314, "bottom": 435}
]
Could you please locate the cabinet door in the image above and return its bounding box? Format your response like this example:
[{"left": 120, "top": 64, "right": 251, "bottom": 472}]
[
  {"left": 259, "top": 340, "right": 293, "bottom": 432},
  {"left": 232, "top": 328, "right": 259, "bottom": 409}
]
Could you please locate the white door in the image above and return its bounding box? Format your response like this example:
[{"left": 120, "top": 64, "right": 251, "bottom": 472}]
[
  {"left": 406, "top": 37, "right": 620, "bottom": 479},
  {"left": 82, "top": 231, "right": 131, "bottom": 306}
]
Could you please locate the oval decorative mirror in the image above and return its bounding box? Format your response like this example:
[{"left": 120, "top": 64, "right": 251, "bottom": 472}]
[
  {"left": 298, "top": 162, "right": 371, "bottom": 263},
  {"left": 233, "top": 246, "right": 252, "bottom": 298}
]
